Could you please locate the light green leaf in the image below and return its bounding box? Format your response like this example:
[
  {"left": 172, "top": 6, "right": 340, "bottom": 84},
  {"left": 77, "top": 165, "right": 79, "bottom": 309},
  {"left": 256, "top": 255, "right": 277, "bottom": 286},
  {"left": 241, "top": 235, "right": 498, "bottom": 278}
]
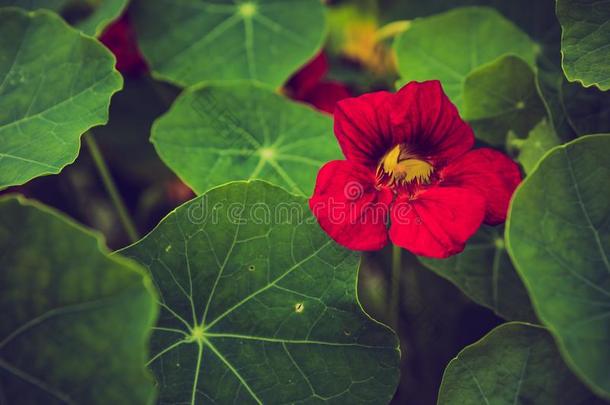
[
  {"left": 507, "top": 134, "right": 610, "bottom": 398},
  {"left": 511, "top": 119, "right": 561, "bottom": 174},
  {"left": 0, "top": 196, "right": 158, "bottom": 404},
  {"left": 131, "top": 0, "right": 326, "bottom": 88},
  {"left": 419, "top": 226, "right": 536, "bottom": 322},
  {"left": 152, "top": 82, "right": 341, "bottom": 196},
  {"left": 438, "top": 322, "right": 602, "bottom": 404},
  {"left": 0, "top": 0, "right": 128, "bottom": 36},
  {"left": 121, "top": 181, "right": 400, "bottom": 404},
  {"left": 0, "top": 8, "right": 122, "bottom": 190},
  {"left": 393, "top": 7, "right": 538, "bottom": 110},
  {"left": 557, "top": 0, "right": 610, "bottom": 90},
  {"left": 463, "top": 55, "right": 546, "bottom": 147}
]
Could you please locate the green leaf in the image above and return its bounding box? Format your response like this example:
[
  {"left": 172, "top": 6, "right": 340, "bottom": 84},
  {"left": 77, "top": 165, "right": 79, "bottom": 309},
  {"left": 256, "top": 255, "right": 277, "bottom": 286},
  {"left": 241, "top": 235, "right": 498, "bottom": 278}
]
[
  {"left": 557, "top": 0, "right": 610, "bottom": 90},
  {"left": 419, "top": 226, "right": 536, "bottom": 322},
  {"left": 0, "top": 196, "right": 158, "bottom": 404},
  {"left": 463, "top": 55, "right": 546, "bottom": 147},
  {"left": 506, "top": 134, "right": 610, "bottom": 398},
  {"left": 393, "top": 7, "right": 538, "bottom": 110},
  {"left": 0, "top": 0, "right": 128, "bottom": 36},
  {"left": 152, "top": 82, "right": 341, "bottom": 196},
  {"left": 131, "top": 0, "right": 326, "bottom": 88},
  {"left": 121, "top": 180, "right": 400, "bottom": 404},
  {"left": 511, "top": 119, "right": 561, "bottom": 174},
  {"left": 0, "top": 8, "right": 122, "bottom": 190},
  {"left": 438, "top": 322, "right": 602, "bottom": 404}
]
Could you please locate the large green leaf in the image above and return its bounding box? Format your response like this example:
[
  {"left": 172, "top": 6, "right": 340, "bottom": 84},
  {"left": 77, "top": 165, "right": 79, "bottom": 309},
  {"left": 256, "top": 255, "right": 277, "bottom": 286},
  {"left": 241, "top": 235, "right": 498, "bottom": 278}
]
[
  {"left": 419, "top": 226, "right": 536, "bottom": 322},
  {"left": 131, "top": 0, "right": 326, "bottom": 88},
  {"left": 438, "top": 322, "right": 602, "bottom": 404},
  {"left": 507, "top": 134, "right": 610, "bottom": 398},
  {"left": 152, "top": 82, "right": 341, "bottom": 196},
  {"left": 0, "top": 196, "right": 158, "bottom": 404},
  {"left": 463, "top": 55, "right": 546, "bottom": 147},
  {"left": 0, "top": 0, "right": 128, "bottom": 36},
  {"left": 557, "top": 0, "right": 610, "bottom": 90},
  {"left": 121, "top": 181, "right": 400, "bottom": 404},
  {"left": 393, "top": 7, "right": 538, "bottom": 110},
  {"left": 0, "top": 8, "right": 122, "bottom": 190}
]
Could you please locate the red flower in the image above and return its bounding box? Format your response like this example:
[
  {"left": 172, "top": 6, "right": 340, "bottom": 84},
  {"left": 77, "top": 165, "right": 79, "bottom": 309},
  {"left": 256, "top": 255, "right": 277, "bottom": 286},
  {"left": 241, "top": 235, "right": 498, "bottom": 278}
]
[
  {"left": 100, "top": 15, "right": 148, "bottom": 76},
  {"left": 286, "top": 53, "right": 351, "bottom": 114},
  {"left": 309, "top": 81, "right": 521, "bottom": 258}
]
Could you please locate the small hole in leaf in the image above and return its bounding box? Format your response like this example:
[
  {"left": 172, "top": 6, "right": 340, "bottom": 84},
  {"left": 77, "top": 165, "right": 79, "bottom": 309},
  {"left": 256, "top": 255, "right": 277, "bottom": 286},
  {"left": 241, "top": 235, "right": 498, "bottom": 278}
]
[
  {"left": 294, "top": 302, "right": 304, "bottom": 313},
  {"left": 248, "top": 264, "right": 256, "bottom": 271},
  {"left": 344, "top": 330, "right": 351, "bottom": 336}
]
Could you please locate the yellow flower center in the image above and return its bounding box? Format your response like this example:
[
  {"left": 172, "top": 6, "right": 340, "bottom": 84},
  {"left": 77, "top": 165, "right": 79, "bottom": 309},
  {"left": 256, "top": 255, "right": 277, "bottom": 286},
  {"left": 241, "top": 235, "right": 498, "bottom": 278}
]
[{"left": 376, "top": 144, "right": 433, "bottom": 187}]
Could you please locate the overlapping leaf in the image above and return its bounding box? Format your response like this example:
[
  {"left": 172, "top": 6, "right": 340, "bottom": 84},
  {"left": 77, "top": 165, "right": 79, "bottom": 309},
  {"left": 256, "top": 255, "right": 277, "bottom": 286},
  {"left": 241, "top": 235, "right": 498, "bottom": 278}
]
[
  {"left": 0, "top": 0, "right": 128, "bottom": 36},
  {"left": 419, "top": 226, "right": 536, "bottom": 322},
  {"left": 393, "top": 7, "right": 538, "bottom": 110},
  {"left": 557, "top": 0, "right": 610, "bottom": 90},
  {"left": 0, "top": 196, "right": 158, "bottom": 404},
  {"left": 438, "top": 322, "right": 602, "bottom": 404},
  {"left": 511, "top": 119, "right": 560, "bottom": 174},
  {"left": 121, "top": 181, "right": 400, "bottom": 404},
  {"left": 152, "top": 82, "right": 341, "bottom": 196},
  {"left": 507, "top": 134, "right": 610, "bottom": 398},
  {"left": 131, "top": 0, "right": 326, "bottom": 87},
  {"left": 463, "top": 55, "right": 546, "bottom": 147},
  {"left": 0, "top": 8, "right": 122, "bottom": 190}
]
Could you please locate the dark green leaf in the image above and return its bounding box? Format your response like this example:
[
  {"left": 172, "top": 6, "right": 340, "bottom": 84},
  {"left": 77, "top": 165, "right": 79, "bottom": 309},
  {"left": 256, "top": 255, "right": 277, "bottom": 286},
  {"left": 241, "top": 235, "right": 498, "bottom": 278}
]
[
  {"left": 507, "top": 134, "right": 610, "bottom": 398},
  {"left": 557, "top": 0, "right": 610, "bottom": 90},
  {"left": 131, "top": 0, "right": 326, "bottom": 88},
  {"left": 419, "top": 226, "right": 536, "bottom": 322},
  {"left": 121, "top": 181, "right": 400, "bottom": 404},
  {"left": 152, "top": 82, "right": 341, "bottom": 196},
  {"left": 393, "top": 7, "right": 538, "bottom": 110},
  {"left": 0, "top": 8, "right": 122, "bottom": 190},
  {"left": 463, "top": 55, "right": 546, "bottom": 147},
  {"left": 0, "top": 196, "right": 158, "bottom": 404},
  {"left": 438, "top": 322, "right": 602, "bottom": 404}
]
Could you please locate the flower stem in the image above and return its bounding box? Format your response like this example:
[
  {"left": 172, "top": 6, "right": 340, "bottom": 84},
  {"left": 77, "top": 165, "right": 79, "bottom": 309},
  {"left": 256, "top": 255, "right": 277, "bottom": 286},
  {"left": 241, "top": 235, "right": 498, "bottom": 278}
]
[
  {"left": 84, "top": 131, "right": 139, "bottom": 243},
  {"left": 390, "top": 244, "right": 402, "bottom": 330}
]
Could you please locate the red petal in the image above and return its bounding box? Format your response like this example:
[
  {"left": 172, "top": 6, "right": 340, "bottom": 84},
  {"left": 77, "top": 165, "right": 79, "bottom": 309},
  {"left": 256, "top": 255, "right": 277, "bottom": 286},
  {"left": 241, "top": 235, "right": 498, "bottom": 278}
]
[
  {"left": 287, "top": 52, "right": 328, "bottom": 99},
  {"left": 440, "top": 148, "right": 522, "bottom": 225},
  {"left": 100, "top": 14, "right": 148, "bottom": 76},
  {"left": 389, "top": 187, "right": 485, "bottom": 258},
  {"left": 303, "top": 81, "right": 352, "bottom": 114},
  {"left": 309, "top": 160, "right": 393, "bottom": 250},
  {"left": 333, "top": 81, "right": 473, "bottom": 167},
  {"left": 334, "top": 91, "right": 395, "bottom": 166},
  {"left": 390, "top": 81, "right": 474, "bottom": 164}
]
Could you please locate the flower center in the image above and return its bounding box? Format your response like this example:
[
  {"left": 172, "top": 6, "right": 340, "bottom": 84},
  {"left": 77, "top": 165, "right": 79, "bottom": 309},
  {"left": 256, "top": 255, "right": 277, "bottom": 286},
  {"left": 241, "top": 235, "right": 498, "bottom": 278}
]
[{"left": 376, "top": 144, "right": 433, "bottom": 187}]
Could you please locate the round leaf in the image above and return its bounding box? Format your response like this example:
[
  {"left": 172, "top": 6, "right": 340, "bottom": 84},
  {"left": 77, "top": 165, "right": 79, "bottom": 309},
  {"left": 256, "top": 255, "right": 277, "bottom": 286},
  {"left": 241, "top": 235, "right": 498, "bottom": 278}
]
[
  {"left": 0, "top": 8, "right": 123, "bottom": 190},
  {"left": 152, "top": 82, "right": 341, "bottom": 196},
  {"left": 419, "top": 226, "right": 536, "bottom": 322},
  {"left": 121, "top": 181, "right": 400, "bottom": 404},
  {"left": 507, "top": 134, "right": 610, "bottom": 398},
  {"left": 512, "top": 119, "right": 560, "bottom": 174},
  {"left": 463, "top": 55, "right": 546, "bottom": 147},
  {"left": 557, "top": 0, "right": 610, "bottom": 91},
  {"left": 393, "top": 6, "right": 538, "bottom": 110},
  {"left": 131, "top": 0, "right": 326, "bottom": 88},
  {"left": 438, "top": 322, "right": 602, "bottom": 404},
  {"left": 0, "top": 196, "right": 158, "bottom": 404}
]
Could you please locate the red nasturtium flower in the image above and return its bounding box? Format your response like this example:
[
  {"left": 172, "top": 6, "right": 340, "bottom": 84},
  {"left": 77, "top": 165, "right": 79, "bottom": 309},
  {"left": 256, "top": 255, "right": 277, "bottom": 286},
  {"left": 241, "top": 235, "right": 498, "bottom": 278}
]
[
  {"left": 286, "top": 52, "right": 351, "bottom": 114},
  {"left": 309, "top": 81, "right": 521, "bottom": 258},
  {"left": 100, "top": 14, "right": 148, "bottom": 76}
]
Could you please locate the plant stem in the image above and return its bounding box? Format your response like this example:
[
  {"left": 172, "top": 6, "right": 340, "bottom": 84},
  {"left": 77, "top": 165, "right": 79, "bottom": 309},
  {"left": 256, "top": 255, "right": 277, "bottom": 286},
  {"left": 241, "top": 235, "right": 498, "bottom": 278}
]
[
  {"left": 84, "top": 131, "right": 139, "bottom": 243},
  {"left": 390, "top": 244, "right": 402, "bottom": 330}
]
